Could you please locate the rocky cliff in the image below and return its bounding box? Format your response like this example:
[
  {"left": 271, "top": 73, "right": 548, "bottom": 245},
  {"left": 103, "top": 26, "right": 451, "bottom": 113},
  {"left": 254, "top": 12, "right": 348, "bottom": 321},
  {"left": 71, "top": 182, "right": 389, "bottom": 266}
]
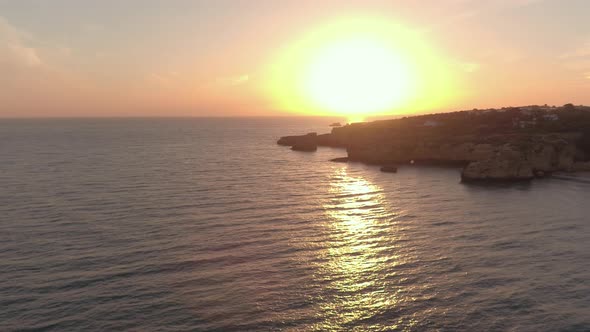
[
  {"left": 346, "top": 136, "right": 579, "bottom": 172},
  {"left": 278, "top": 107, "right": 590, "bottom": 181}
]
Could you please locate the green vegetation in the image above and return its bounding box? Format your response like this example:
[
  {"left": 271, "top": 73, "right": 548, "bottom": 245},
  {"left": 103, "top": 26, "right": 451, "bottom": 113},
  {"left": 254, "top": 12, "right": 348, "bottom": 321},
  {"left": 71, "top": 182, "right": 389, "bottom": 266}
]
[
  {"left": 344, "top": 104, "right": 590, "bottom": 137},
  {"left": 329, "top": 104, "right": 590, "bottom": 161}
]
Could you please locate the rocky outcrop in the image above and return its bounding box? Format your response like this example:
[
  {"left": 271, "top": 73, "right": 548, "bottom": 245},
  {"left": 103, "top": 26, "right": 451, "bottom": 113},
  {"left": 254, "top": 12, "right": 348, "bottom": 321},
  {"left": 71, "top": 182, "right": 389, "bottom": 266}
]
[
  {"left": 461, "top": 159, "right": 534, "bottom": 182},
  {"left": 291, "top": 143, "right": 317, "bottom": 152},
  {"left": 525, "top": 136, "right": 578, "bottom": 171},
  {"left": 461, "top": 144, "right": 535, "bottom": 182},
  {"left": 277, "top": 132, "right": 317, "bottom": 146},
  {"left": 316, "top": 133, "right": 347, "bottom": 147},
  {"left": 277, "top": 132, "right": 318, "bottom": 151},
  {"left": 330, "top": 157, "right": 349, "bottom": 163},
  {"left": 380, "top": 165, "right": 398, "bottom": 173},
  {"left": 346, "top": 139, "right": 578, "bottom": 174},
  {"left": 347, "top": 142, "right": 491, "bottom": 165},
  {"left": 277, "top": 132, "right": 346, "bottom": 148},
  {"left": 277, "top": 108, "right": 590, "bottom": 181}
]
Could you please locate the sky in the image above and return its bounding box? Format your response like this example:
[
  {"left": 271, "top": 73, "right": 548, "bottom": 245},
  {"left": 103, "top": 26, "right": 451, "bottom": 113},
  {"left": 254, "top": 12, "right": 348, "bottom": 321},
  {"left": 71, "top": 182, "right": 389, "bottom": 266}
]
[{"left": 0, "top": 0, "right": 589, "bottom": 118}]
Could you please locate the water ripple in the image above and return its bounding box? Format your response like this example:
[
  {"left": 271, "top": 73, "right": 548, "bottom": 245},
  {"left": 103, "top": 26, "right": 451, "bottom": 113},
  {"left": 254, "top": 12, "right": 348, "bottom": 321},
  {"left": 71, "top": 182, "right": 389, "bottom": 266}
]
[{"left": 0, "top": 118, "right": 589, "bottom": 331}]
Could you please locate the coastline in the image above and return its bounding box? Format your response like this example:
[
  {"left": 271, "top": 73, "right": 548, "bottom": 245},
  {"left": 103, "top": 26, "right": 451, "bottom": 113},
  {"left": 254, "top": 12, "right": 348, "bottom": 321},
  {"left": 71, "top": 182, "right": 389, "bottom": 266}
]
[{"left": 278, "top": 105, "right": 590, "bottom": 182}]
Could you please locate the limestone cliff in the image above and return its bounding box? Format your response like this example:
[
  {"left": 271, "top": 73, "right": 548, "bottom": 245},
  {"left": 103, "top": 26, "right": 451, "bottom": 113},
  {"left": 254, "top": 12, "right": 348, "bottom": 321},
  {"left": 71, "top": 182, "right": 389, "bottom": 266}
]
[{"left": 277, "top": 106, "right": 590, "bottom": 181}]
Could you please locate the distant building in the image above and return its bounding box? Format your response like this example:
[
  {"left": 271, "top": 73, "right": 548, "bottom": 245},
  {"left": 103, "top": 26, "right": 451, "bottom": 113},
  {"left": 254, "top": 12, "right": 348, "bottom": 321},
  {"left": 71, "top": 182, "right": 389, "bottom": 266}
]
[
  {"left": 513, "top": 117, "right": 537, "bottom": 128},
  {"left": 543, "top": 114, "right": 559, "bottom": 121},
  {"left": 423, "top": 120, "right": 441, "bottom": 127},
  {"left": 519, "top": 120, "right": 537, "bottom": 128}
]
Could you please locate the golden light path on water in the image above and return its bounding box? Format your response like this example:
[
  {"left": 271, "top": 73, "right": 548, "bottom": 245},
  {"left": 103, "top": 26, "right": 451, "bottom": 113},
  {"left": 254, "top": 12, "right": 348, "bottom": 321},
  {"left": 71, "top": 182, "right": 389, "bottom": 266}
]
[{"left": 311, "top": 168, "right": 418, "bottom": 331}]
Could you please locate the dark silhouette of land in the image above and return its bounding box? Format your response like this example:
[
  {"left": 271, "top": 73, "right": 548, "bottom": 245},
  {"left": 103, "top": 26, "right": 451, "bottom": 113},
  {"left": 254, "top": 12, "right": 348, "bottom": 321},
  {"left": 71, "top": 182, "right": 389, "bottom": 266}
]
[{"left": 278, "top": 104, "right": 590, "bottom": 181}]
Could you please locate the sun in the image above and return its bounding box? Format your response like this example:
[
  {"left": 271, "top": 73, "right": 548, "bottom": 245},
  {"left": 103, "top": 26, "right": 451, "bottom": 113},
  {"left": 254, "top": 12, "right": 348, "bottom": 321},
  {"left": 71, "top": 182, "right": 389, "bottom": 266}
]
[
  {"left": 302, "top": 36, "right": 414, "bottom": 117},
  {"left": 264, "top": 17, "right": 457, "bottom": 120}
]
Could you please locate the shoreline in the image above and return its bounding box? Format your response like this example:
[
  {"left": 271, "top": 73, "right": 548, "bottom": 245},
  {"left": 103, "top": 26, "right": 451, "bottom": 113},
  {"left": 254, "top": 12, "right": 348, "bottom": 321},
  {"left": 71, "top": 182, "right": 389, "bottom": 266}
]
[{"left": 278, "top": 105, "right": 590, "bottom": 182}]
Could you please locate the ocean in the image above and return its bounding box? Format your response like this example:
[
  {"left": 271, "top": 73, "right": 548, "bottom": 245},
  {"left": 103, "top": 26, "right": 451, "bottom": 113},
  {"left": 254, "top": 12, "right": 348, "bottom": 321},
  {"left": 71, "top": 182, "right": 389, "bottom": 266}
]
[{"left": 1, "top": 117, "right": 589, "bottom": 331}]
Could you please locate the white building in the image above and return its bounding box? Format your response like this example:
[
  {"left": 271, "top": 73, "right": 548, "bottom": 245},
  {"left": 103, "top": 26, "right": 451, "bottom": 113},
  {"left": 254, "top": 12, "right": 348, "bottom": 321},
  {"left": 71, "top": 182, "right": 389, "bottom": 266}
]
[
  {"left": 543, "top": 114, "right": 559, "bottom": 121},
  {"left": 519, "top": 120, "right": 537, "bottom": 128}
]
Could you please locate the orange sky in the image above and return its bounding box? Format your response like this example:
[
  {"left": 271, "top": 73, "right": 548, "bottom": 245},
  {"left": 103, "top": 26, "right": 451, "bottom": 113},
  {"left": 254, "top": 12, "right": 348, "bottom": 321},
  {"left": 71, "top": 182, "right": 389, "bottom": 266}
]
[{"left": 1, "top": 0, "right": 589, "bottom": 118}]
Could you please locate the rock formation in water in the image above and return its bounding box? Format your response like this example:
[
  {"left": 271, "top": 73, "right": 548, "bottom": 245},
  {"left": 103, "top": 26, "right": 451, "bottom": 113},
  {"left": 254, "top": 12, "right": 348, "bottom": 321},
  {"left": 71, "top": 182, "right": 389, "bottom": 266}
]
[
  {"left": 461, "top": 159, "right": 534, "bottom": 182},
  {"left": 280, "top": 133, "right": 318, "bottom": 152},
  {"left": 278, "top": 105, "right": 590, "bottom": 181},
  {"left": 329, "top": 157, "right": 349, "bottom": 163},
  {"left": 380, "top": 165, "right": 398, "bottom": 173}
]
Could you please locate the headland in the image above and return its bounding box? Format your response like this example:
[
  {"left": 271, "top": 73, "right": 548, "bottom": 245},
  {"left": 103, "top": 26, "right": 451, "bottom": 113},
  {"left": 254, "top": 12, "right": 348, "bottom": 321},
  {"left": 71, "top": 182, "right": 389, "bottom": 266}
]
[{"left": 278, "top": 104, "right": 590, "bottom": 181}]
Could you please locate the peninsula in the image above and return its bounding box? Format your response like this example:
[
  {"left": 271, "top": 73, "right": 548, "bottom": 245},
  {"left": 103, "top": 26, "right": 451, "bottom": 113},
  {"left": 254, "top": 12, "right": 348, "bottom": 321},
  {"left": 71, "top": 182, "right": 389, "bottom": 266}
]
[{"left": 278, "top": 104, "right": 590, "bottom": 181}]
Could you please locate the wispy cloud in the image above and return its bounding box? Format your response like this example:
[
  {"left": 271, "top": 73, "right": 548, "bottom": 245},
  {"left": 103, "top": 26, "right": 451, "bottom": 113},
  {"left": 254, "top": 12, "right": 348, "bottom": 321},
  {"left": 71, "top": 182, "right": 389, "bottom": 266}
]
[
  {"left": 216, "top": 74, "right": 249, "bottom": 86},
  {"left": 0, "top": 17, "right": 42, "bottom": 67},
  {"left": 560, "top": 42, "right": 590, "bottom": 59},
  {"left": 559, "top": 41, "right": 590, "bottom": 81},
  {"left": 6, "top": 43, "right": 41, "bottom": 66},
  {"left": 451, "top": 0, "right": 543, "bottom": 10},
  {"left": 445, "top": 0, "right": 543, "bottom": 22},
  {"left": 147, "top": 71, "right": 180, "bottom": 86}
]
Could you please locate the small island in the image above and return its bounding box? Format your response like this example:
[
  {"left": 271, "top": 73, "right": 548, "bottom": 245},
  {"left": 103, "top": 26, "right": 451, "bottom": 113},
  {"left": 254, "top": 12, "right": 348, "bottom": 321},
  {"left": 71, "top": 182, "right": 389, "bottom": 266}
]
[{"left": 278, "top": 104, "right": 590, "bottom": 182}]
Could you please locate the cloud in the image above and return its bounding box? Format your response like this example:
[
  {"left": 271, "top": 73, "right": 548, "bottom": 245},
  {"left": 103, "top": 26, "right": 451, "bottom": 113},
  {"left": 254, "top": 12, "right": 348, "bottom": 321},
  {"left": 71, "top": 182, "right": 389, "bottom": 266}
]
[
  {"left": 6, "top": 43, "right": 41, "bottom": 66},
  {"left": 559, "top": 41, "right": 590, "bottom": 81},
  {"left": 149, "top": 73, "right": 171, "bottom": 85},
  {"left": 0, "top": 16, "right": 42, "bottom": 67},
  {"left": 560, "top": 42, "right": 590, "bottom": 59},
  {"left": 216, "top": 74, "right": 249, "bottom": 86},
  {"left": 451, "top": 0, "right": 542, "bottom": 10},
  {"left": 499, "top": 0, "right": 543, "bottom": 8},
  {"left": 446, "top": 0, "right": 543, "bottom": 21},
  {"left": 148, "top": 71, "right": 180, "bottom": 86}
]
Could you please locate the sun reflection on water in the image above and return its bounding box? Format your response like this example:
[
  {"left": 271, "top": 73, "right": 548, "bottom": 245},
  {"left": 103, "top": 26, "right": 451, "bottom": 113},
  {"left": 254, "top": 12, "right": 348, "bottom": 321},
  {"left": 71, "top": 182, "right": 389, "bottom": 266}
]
[{"left": 311, "top": 168, "right": 415, "bottom": 331}]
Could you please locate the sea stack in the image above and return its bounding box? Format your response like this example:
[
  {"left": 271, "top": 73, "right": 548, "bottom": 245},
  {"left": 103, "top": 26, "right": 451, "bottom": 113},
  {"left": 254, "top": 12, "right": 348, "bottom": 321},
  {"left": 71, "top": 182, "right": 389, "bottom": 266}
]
[
  {"left": 461, "top": 159, "right": 534, "bottom": 182},
  {"left": 380, "top": 165, "right": 398, "bottom": 173},
  {"left": 286, "top": 133, "right": 318, "bottom": 152}
]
